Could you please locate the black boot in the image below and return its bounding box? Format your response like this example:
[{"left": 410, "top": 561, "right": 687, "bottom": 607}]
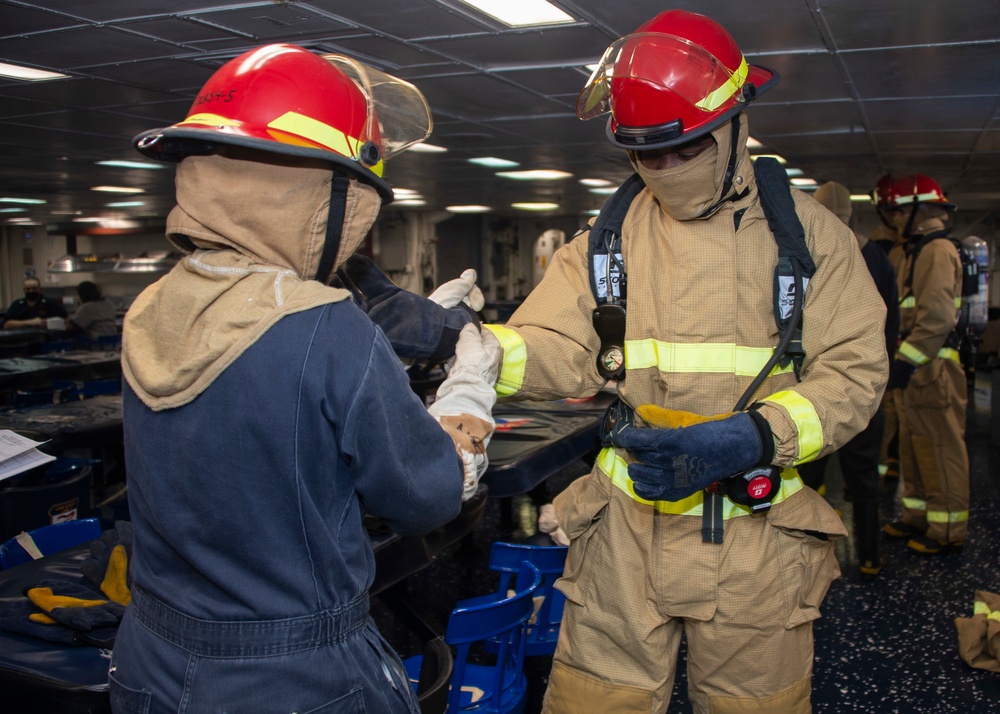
[{"left": 853, "top": 499, "right": 883, "bottom": 576}]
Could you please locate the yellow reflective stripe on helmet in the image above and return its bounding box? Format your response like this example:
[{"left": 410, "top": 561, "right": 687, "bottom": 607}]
[
  {"left": 760, "top": 390, "right": 823, "bottom": 464},
  {"left": 902, "top": 496, "right": 926, "bottom": 511},
  {"left": 625, "top": 339, "right": 795, "bottom": 377},
  {"left": 267, "top": 111, "right": 385, "bottom": 177},
  {"left": 927, "top": 509, "right": 969, "bottom": 524},
  {"left": 898, "top": 341, "right": 930, "bottom": 365},
  {"left": 483, "top": 324, "right": 526, "bottom": 397},
  {"left": 695, "top": 56, "right": 748, "bottom": 112},
  {"left": 899, "top": 296, "right": 915, "bottom": 309},
  {"left": 179, "top": 112, "right": 242, "bottom": 127},
  {"left": 597, "top": 447, "right": 802, "bottom": 516}
]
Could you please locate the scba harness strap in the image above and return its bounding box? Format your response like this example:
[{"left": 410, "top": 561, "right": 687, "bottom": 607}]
[{"left": 587, "top": 157, "right": 815, "bottom": 541}]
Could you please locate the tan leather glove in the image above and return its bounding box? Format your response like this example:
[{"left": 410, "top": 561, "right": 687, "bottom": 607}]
[
  {"left": 428, "top": 268, "right": 485, "bottom": 311},
  {"left": 428, "top": 324, "right": 500, "bottom": 500},
  {"left": 636, "top": 405, "right": 731, "bottom": 429}
]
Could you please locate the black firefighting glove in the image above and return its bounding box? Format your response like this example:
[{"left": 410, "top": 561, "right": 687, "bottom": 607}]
[
  {"left": 887, "top": 359, "right": 916, "bottom": 390},
  {"left": 609, "top": 407, "right": 773, "bottom": 502},
  {"left": 81, "top": 520, "right": 132, "bottom": 606},
  {"left": 334, "top": 255, "right": 479, "bottom": 363}
]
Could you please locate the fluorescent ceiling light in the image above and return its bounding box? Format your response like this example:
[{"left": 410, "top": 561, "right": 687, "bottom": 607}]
[
  {"left": 408, "top": 143, "right": 447, "bottom": 153},
  {"left": 106, "top": 201, "right": 146, "bottom": 207},
  {"left": 588, "top": 187, "right": 617, "bottom": 195},
  {"left": 0, "top": 197, "right": 46, "bottom": 205},
  {"left": 447, "top": 205, "right": 493, "bottom": 213},
  {"left": 785, "top": 168, "right": 804, "bottom": 177},
  {"left": 850, "top": 194, "right": 873, "bottom": 202},
  {"left": 91, "top": 186, "right": 144, "bottom": 194},
  {"left": 0, "top": 207, "right": 27, "bottom": 213},
  {"left": 791, "top": 178, "right": 818, "bottom": 188},
  {"left": 579, "top": 178, "right": 612, "bottom": 187},
  {"left": 512, "top": 202, "right": 560, "bottom": 211},
  {"left": 497, "top": 169, "right": 573, "bottom": 181},
  {"left": 457, "top": 0, "right": 574, "bottom": 27},
  {"left": 746, "top": 136, "right": 764, "bottom": 150},
  {"left": 97, "top": 160, "right": 164, "bottom": 170},
  {"left": 584, "top": 209, "right": 601, "bottom": 216},
  {"left": 468, "top": 157, "right": 519, "bottom": 168},
  {"left": 0, "top": 61, "right": 68, "bottom": 82},
  {"left": 750, "top": 154, "right": 787, "bottom": 164},
  {"left": 394, "top": 199, "right": 427, "bottom": 207},
  {"left": 5, "top": 217, "right": 37, "bottom": 223}
]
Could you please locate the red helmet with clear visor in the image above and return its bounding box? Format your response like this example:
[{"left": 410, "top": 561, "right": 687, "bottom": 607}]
[
  {"left": 133, "top": 44, "right": 432, "bottom": 200},
  {"left": 577, "top": 10, "right": 778, "bottom": 149},
  {"left": 885, "top": 175, "right": 956, "bottom": 211}
]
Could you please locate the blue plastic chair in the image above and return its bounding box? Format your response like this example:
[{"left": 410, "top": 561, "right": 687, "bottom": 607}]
[
  {"left": 457, "top": 542, "right": 568, "bottom": 657},
  {"left": 0, "top": 517, "right": 103, "bottom": 569},
  {"left": 404, "top": 561, "right": 542, "bottom": 714}
]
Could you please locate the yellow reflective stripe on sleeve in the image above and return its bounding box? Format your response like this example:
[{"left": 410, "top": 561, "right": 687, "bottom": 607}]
[
  {"left": 973, "top": 600, "right": 1000, "bottom": 622},
  {"left": 953, "top": 297, "right": 962, "bottom": 308},
  {"left": 898, "top": 341, "right": 931, "bottom": 365},
  {"left": 624, "top": 339, "right": 795, "bottom": 376},
  {"left": 902, "top": 497, "right": 927, "bottom": 511},
  {"left": 597, "top": 447, "right": 803, "bottom": 517},
  {"left": 899, "top": 296, "right": 915, "bottom": 308},
  {"left": 938, "top": 347, "right": 961, "bottom": 363},
  {"left": 760, "top": 390, "right": 823, "bottom": 464},
  {"left": 695, "top": 56, "right": 748, "bottom": 111},
  {"left": 483, "top": 324, "right": 526, "bottom": 397},
  {"left": 926, "top": 509, "right": 969, "bottom": 524}
]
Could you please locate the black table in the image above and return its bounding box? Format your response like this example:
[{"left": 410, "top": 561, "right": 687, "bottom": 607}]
[
  {"left": 0, "top": 350, "right": 121, "bottom": 401},
  {"left": 481, "top": 390, "right": 614, "bottom": 499},
  {"left": 0, "top": 489, "right": 488, "bottom": 714},
  {"left": 0, "top": 394, "right": 124, "bottom": 453}
]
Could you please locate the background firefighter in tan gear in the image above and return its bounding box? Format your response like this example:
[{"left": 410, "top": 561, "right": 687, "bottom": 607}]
[
  {"left": 881, "top": 174, "right": 969, "bottom": 555},
  {"left": 483, "top": 10, "right": 887, "bottom": 714},
  {"left": 797, "top": 181, "right": 899, "bottom": 577},
  {"left": 871, "top": 174, "right": 906, "bottom": 482}
]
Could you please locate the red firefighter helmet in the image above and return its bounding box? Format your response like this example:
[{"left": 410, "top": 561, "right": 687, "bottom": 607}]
[
  {"left": 577, "top": 10, "right": 778, "bottom": 149},
  {"left": 133, "top": 44, "right": 432, "bottom": 199},
  {"left": 871, "top": 174, "right": 895, "bottom": 209},
  {"left": 885, "top": 174, "right": 956, "bottom": 211}
]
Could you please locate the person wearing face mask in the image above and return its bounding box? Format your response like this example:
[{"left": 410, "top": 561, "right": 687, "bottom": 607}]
[
  {"left": 3, "top": 277, "right": 67, "bottom": 329},
  {"left": 881, "top": 175, "right": 969, "bottom": 556},
  {"left": 482, "top": 10, "right": 887, "bottom": 713},
  {"left": 111, "top": 45, "right": 498, "bottom": 713}
]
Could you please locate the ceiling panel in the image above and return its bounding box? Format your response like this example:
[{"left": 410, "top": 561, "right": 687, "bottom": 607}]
[{"left": 0, "top": 0, "right": 997, "bottom": 226}]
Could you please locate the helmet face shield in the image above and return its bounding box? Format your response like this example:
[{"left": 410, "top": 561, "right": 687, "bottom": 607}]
[{"left": 323, "top": 55, "right": 432, "bottom": 161}]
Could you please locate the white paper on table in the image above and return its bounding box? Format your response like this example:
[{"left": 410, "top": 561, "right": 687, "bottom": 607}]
[{"left": 0, "top": 429, "right": 56, "bottom": 482}]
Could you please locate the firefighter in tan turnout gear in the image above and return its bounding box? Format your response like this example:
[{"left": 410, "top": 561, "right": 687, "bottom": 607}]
[
  {"left": 882, "top": 174, "right": 970, "bottom": 555},
  {"left": 483, "top": 10, "right": 887, "bottom": 713}
]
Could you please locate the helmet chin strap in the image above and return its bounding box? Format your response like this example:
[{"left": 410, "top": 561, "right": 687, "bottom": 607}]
[
  {"left": 316, "top": 172, "right": 350, "bottom": 283},
  {"left": 698, "top": 115, "right": 744, "bottom": 218},
  {"left": 902, "top": 203, "right": 919, "bottom": 239}
]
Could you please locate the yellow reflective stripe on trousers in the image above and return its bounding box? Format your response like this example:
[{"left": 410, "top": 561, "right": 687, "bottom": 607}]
[
  {"left": 483, "top": 324, "right": 526, "bottom": 397},
  {"left": 625, "top": 339, "right": 795, "bottom": 377},
  {"left": 597, "top": 447, "right": 803, "bottom": 517},
  {"left": 927, "top": 509, "right": 969, "bottom": 524},
  {"left": 938, "top": 347, "right": 961, "bottom": 363},
  {"left": 973, "top": 600, "right": 1000, "bottom": 622},
  {"left": 760, "top": 390, "right": 823, "bottom": 464},
  {"left": 900, "top": 296, "right": 915, "bottom": 309},
  {"left": 902, "top": 497, "right": 926, "bottom": 511}
]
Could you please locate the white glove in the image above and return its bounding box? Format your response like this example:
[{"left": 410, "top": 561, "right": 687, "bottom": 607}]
[
  {"left": 428, "top": 269, "right": 485, "bottom": 312},
  {"left": 538, "top": 504, "right": 570, "bottom": 546},
  {"left": 428, "top": 324, "right": 500, "bottom": 500}
]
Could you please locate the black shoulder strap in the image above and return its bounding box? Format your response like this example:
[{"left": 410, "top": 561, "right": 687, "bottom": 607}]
[
  {"left": 587, "top": 173, "right": 645, "bottom": 305},
  {"left": 902, "top": 230, "right": 954, "bottom": 297},
  {"left": 754, "top": 157, "right": 815, "bottom": 376}
]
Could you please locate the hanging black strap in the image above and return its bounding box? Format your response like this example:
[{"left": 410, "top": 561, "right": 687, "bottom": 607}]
[
  {"left": 753, "top": 157, "right": 816, "bottom": 376},
  {"left": 315, "top": 172, "right": 351, "bottom": 284}
]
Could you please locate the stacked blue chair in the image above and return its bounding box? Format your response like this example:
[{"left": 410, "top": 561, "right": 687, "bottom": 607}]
[
  {"left": 404, "top": 560, "right": 541, "bottom": 714},
  {"left": 457, "top": 542, "right": 568, "bottom": 657},
  {"left": 0, "top": 517, "right": 103, "bottom": 569},
  {"left": 0, "top": 458, "right": 97, "bottom": 543}
]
